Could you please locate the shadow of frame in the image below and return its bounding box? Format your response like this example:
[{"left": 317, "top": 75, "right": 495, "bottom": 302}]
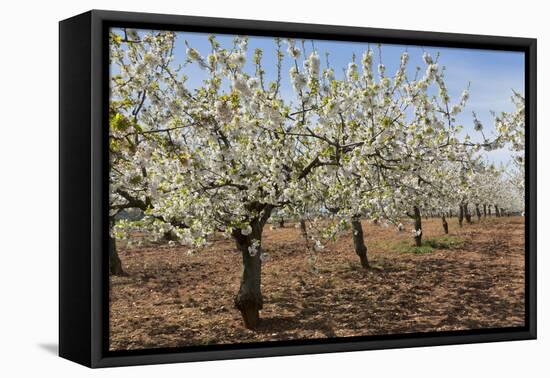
[{"left": 37, "top": 343, "right": 58, "bottom": 356}]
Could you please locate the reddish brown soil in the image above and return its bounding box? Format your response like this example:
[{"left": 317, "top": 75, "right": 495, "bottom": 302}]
[{"left": 109, "top": 216, "right": 525, "bottom": 351}]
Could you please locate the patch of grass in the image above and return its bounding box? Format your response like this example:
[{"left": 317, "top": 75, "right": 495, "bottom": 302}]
[
  {"left": 394, "top": 241, "right": 434, "bottom": 254},
  {"left": 269, "top": 291, "right": 286, "bottom": 303},
  {"left": 424, "top": 235, "right": 465, "bottom": 249},
  {"left": 393, "top": 235, "right": 465, "bottom": 254}
]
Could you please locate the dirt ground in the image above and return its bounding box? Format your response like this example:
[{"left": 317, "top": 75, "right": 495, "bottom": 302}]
[{"left": 109, "top": 216, "right": 525, "bottom": 351}]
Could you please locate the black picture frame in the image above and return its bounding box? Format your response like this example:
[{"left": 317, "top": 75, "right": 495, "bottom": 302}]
[{"left": 59, "top": 9, "right": 537, "bottom": 368}]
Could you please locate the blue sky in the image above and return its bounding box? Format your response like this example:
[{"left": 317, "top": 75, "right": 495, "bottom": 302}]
[{"left": 114, "top": 28, "right": 525, "bottom": 166}]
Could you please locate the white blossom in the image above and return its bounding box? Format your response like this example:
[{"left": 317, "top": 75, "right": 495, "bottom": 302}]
[
  {"left": 241, "top": 225, "right": 253, "bottom": 236},
  {"left": 248, "top": 239, "right": 260, "bottom": 256}
]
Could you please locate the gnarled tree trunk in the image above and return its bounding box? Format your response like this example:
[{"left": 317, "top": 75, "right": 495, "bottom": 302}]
[
  {"left": 278, "top": 218, "right": 285, "bottom": 228},
  {"left": 413, "top": 206, "right": 422, "bottom": 247},
  {"left": 475, "top": 204, "right": 482, "bottom": 222},
  {"left": 234, "top": 239, "right": 262, "bottom": 329},
  {"left": 483, "top": 204, "right": 487, "bottom": 218},
  {"left": 458, "top": 204, "right": 464, "bottom": 228},
  {"left": 441, "top": 214, "right": 449, "bottom": 234},
  {"left": 232, "top": 205, "right": 273, "bottom": 329},
  {"left": 495, "top": 204, "right": 501, "bottom": 217},
  {"left": 109, "top": 235, "right": 125, "bottom": 276},
  {"left": 233, "top": 225, "right": 263, "bottom": 329},
  {"left": 351, "top": 216, "right": 369, "bottom": 268}
]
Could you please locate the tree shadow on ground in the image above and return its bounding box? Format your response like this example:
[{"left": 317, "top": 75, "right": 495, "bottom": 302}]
[{"left": 256, "top": 314, "right": 337, "bottom": 338}]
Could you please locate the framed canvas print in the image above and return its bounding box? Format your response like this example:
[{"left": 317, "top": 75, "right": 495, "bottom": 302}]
[{"left": 59, "top": 10, "right": 536, "bottom": 368}]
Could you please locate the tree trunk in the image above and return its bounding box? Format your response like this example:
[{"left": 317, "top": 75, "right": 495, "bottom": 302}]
[
  {"left": 109, "top": 235, "right": 125, "bottom": 276},
  {"left": 464, "top": 203, "right": 472, "bottom": 224},
  {"left": 232, "top": 203, "right": 274, "bottom": 330},
  {"left": 163, "top": 230, "right": 178, "bottom": 242},
  {"left": 488, "top": 204, "right": 492, "bottom": 216},
  {"left": 299, "top": 218, "right": 308, "bottom": 248},
  {"left": 495, "top": 205, "right": 501, "bottom": 217},
  {"left": 441, "top": 215, "right": 449, "bottom": 234},
  {"left": 351, "top": 216, "right": 369, "bottom": 268},
  {"left": 475, "top": 204, "right": 482, "bottom": 222},
  {"left": 233, "top": 226, "right": 263, "bottom": 330},
  {"left": 483, "top": 204, "right": 487, "bottom": 218},
  {"left": 458, "top": 205, "right": 464, "bottom": 228},
  {"left": 413, "top": 206, "right": 422, "bottom": 247},
  {"left": 278, "top": 218, "right": 285, "bottom": 228}
]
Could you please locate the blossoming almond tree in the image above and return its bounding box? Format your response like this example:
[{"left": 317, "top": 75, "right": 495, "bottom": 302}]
[
  {"left": 109, "top": 31, "right": 370, "bottom": 328},
  {"left": 331, "top": 50, "right": 481, "bottom": 248},
  {"left": 109, "top": 30, "right": 183, "bottom": 274},
  {"left": 289, "top": 49, "right": 473, "bottom": 258}
]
